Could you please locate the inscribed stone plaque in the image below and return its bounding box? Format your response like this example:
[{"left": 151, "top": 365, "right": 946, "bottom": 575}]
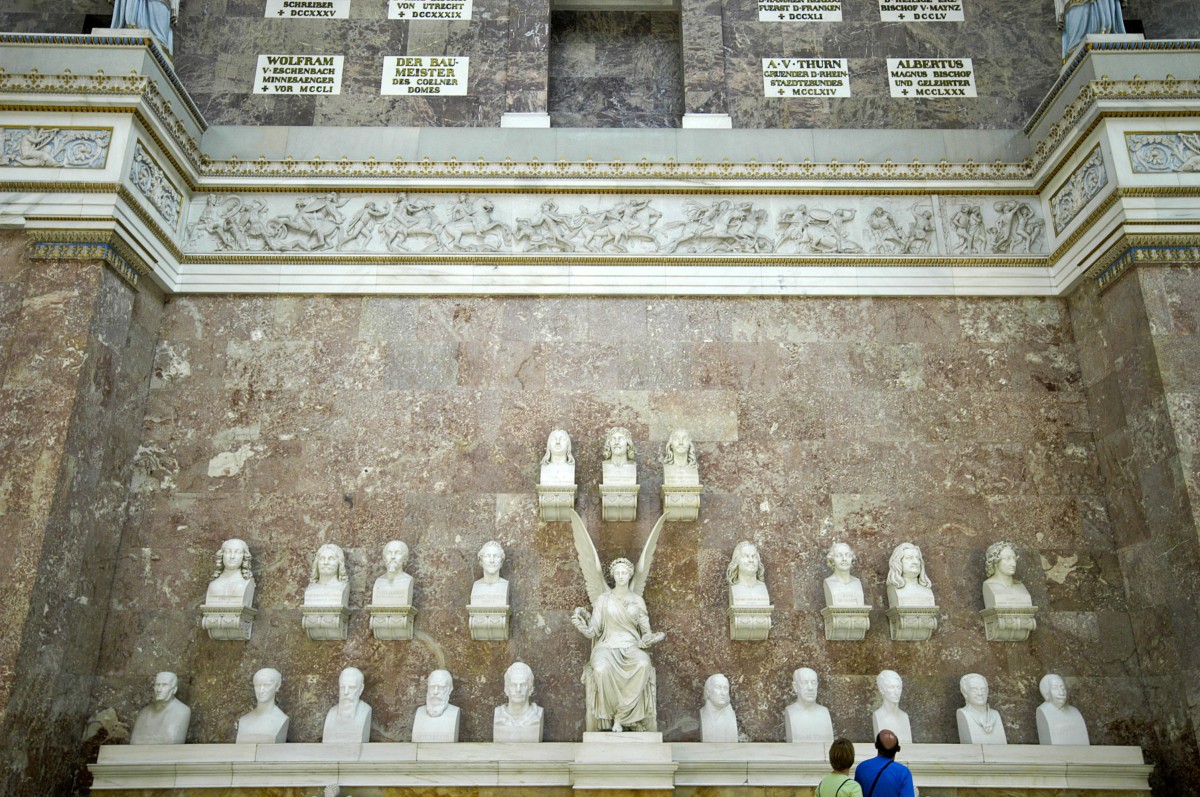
[
  {"left": 253, "top": 55, "right": 344, "bottom": 94},
  {"left": 263, "top": 0, "right": 351, "bottom": 18},
  {"left": 758, "top": 0, "right": 842, "bottom": 22},
  {"left": 388, "top": 0, "right": 472, "bottom": 20},
  {"left": 380, "top": 56, "right": 469, "bottom": 95},
  {"left": 886, "top": 58, "right": 975, "bottom": 98},
  {"left": 762, "top": 58, "right": 850, "bottom": 97},
  {"left": 878, "top": 0, "right": 963, "bottom": 21}
]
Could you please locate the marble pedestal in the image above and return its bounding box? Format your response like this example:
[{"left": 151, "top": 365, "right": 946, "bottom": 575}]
[
  {"left": 536, "top": 483, "right": 577, "bottom": 522},
  {"left": 494, "top": 721, "right": 543, "bottom": 743},
  {"left": 661, "top": 484, "right": 701, "bottom": 521},
  {"left": 302, "top": 606, "right": 350, "bottom": 641},
  {"left": 728, "top": 605, "right": 773, "bottom": 641},
  {"left": 468, "top": 605, "right": 511, "bottom": 640},
  {"left": 886, "top": 606, "right": 938, "bottom": 641},
  {"left": 200, "top": 604, "right": 256, "bottom": 641},
  {"left": 600, "top": 484, "right": 639, "bottom": 522},
  {"left": 572, "top": 732, "right": 675, "bottom": 790},
  {"left": 367, "top": 605, "right": 415, "bottom": 640},
  {"left": 820, "top": 606, "right": 870, "bottom": 640},
  {"left": 981, "top": 606, "right": 1038, "bottom": 641}
]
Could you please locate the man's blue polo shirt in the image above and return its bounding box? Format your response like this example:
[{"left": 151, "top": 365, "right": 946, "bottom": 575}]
[{"left": 853, "top": 755, "right": 914, "bottom": 797}]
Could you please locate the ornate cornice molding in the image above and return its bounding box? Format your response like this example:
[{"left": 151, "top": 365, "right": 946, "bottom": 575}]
[
  {"left": 1088, "top": 233, "right": 1200, "bottom": 291},
  {"left": 27, "top": 228, "right": 151, "bottom": 288}
]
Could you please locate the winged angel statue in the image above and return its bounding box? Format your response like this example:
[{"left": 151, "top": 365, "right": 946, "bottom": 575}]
[{"left": 569, "top": 509, "right": 668, "bottom": 732}]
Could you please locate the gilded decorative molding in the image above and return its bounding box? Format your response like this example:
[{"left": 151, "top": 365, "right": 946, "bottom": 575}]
[
  {"left": 130, "top": 141, "right": 181, "bottom": 228},
  {"left": 1126, "top": 132, "right": 1200, "bottom": 173},
  {"left": 1088, "top": 234, "right": 1200, "bottom": 291},
  {"left": 0, "top": 126, "right": 111, "bottom": 168},
  {"left": 1051, "top": 146, "right": 1107, "bottom": 234},
  {"left": 28, "top": 231, "right": 147, "bottom": 287}
]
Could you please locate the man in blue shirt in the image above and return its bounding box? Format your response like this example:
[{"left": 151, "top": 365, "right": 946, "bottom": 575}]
[{"left": 853, "top": 730, "right": 915, "bottom": 797}]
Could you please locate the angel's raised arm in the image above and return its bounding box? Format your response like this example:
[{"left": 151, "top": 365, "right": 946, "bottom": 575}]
[
  {"left": 631, "top": 513, "right": 668, "bottom": 597},
  {"left": 569, "top": 509, "right": 607, "bottom": 604}
]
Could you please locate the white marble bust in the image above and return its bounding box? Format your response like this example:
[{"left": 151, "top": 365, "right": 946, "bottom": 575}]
[
  {"left": 205, "top": 538, "right": 255, "bottom": 608},
  {"left": 412, "top": 669, "right": 460, "bottom": 742},
  {"left": 372, "top": 540, "right": 413, "bottom": 606},
  {"left": 236, "top": 668, "right": 289, "bottom": 744},
  {"left": 305, "top": 543, "right": 349, "bottom": 607},
  {"left": 982, "top": 541, "right": 1034, "bottom": 609},
  {"left": 727, "top": 540, "right": 771, "bottom": 607},
  {"left": 785, "top": 667, "right": 833, "bottom": 743},
  {"left": 130, "top": 671, "right": 190, "bottom": 745},
  {"left": 601, "top": 426, "right": 637, "bottom": 486},
  {"left": 493, "top": 661, "right": 543, "bottom": 742},
  {"left": 1036, "top": 674, "right": 1089, "bottom": 745},
  {"left": 322, "top": 667, "right": 372, "bottom": 744},
  {"left": 886, "top": 543, "right": 935, "bottom": 608},
  {"left": 539, "top": 429, "right": 576, "bottom": 486},
  {"left": 871, "top": 669, "right": 913, "bottom": 744},
  {"left": 470, "top": 540, "right": 509, "bottom": 607},
  {"left": 956, "top": 673, "right": 1007, "bottom": 744},
  {"left": 661, "top": 428, "right": 699, "bottom": 486},
  {"left": 700, "top": 673, "right": 739, "bottom": 743},
  {"left": 823, "top": 542, "right": 866, "bottom": 608}
]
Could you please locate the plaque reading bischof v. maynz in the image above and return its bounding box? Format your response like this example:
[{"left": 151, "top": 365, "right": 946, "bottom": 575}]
[
  {"left": 264, "top": 0, "right": 350, "bottom": 18},
  {"left": 758, "top": 0, "right": 841, "bottom": 22},
  {"left": 878, "top": 0, "right": 963, "bottom": 21},
  {"left": 253, "top": 55, "right": 344, "bottom": 94},
  {"left": 381, "top": 56, "right": 469, "bottom": 95},
  {"left": 763, "top": 59, "right": 850, "bottom": 97},
  {"left": 388, "top": 0, "right": 472, "bottom": 19},
  {"left": 887, "top": 58, "right": 975, "bottom": 97}
]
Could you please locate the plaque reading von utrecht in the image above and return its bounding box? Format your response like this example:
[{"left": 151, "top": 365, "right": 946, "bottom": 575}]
[
  {"left": 878, "top": 0, "right": 964, "bottom": 21},
  {"left": 762, "top": 58, "right": 851, "bottom": 97},
  {"left": 388, "top": 0, "right": 473, "bottom": 20},
  {"left": 253, "top": 55, "right": 344, "bottom": 94},
  {"left": 264, "top": 0, "right": 351, "bottom": 18},
  {"left": 758, "top": 0, "right": 842, "bottom": 22},
  {"left": 381, "top": 56, "right": 469, "bottom": 96},
  {"left": 887, "top": 58, "right": 976, "bottom": 97}
]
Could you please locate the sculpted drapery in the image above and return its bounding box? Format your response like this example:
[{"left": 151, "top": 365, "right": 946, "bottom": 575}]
[{"left": 1055, "top": 0, "right": 1126, "bottom": 60}]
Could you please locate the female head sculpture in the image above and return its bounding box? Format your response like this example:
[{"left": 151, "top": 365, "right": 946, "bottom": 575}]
[
  {"left": 608, "top": 557, "right": 635, "bottom": 585},
  {"left": 660, "top": 428, "right": 696, "bottom": 466},
  {"left": 726, "top": 541, "right": 765, "bottom": 585},
  {"left": 886, "top": 543, "right": 931, "bottom": 589},
  {"left": 541, "top": 429, "right": 575, "bottom": 466},
  {"left": 984, "top": 541, "right": 1019, "bottom": 581},
  {"left": 311, "top": 543, "right": 348, "bottom": 584},
  {"left": 212, "top": 538, "right": 253, "bottom": 581},
  {"left": 603, "top": 427, "right": 636, "bottom": 464}
]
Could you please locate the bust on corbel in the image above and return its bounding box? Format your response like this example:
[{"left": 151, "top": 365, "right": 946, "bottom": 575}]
[
  {"left": 980, "top": 541, "right": 1038, "bottom": 641},
  {"left": 660, "top": 429, "right": 702, "bottom": 521},
  {"left": 726, "top": 541, "right": 773, "bottom": 641},
  {"left": 301, "top": 543, "right": 351, "bottom": 641},
  {"left": 200, "top": 538, "right": 257, "bottom": 641},
  {"left": 599, "top": 427, "right": 639, "bottom": 522},
  {"left": 468, "top": 540, "right": 511, "bottom": 640},
  {"left": 884, "top": 542, "right": 939, "bottom": 641},
  {"left": 536, "top": 429, "right": 577, "bottom": 522},
  {"left": 366, "top": 540, "right": 415, "bottom": 641},
  {"left": 819, "top": 541, "right": 871, "bottom": 641}
]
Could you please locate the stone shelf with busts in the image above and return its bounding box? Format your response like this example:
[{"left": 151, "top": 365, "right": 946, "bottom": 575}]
[
  {"left": 537, "top": 429, "right": 577, "bottom": 522},
  {"left": 884, "top": 542, "right": 939, "bottom": 641},
  {"left": 366, "top": 540, "right": 416, "bottom": 641},
  {"left": 599, "top": 427, "right": 639, "bottom": 522},
  {"left": 199, "top": 538, "right": 257, "bottom": 641},
  {"left": 302, "top": 543, "right": 351, "bottom": 641},
  {"left": 468, "top": 540, "right": 511, "bottom": 641},
  {"left": 660, "top": 429, "right": 702, "bottom": 522},
  {"left": 980, "top": 541, "right": 1038, "bottom": 642}
]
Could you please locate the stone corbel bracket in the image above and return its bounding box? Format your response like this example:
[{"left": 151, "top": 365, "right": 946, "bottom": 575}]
[
  {"left": 467, "top": 605, "right": 510, "bottom": 641},
  {"left": 885, "top": 606, "right": 939, "bottom": 641},
  {"left": 301, "top": 606, "right": 350, "bottom": 641},
  {"left": 819, "top": 606, "right": 871, "bottom": 641},
  {"left": 536, "top": 483, "right": 577, "bottom": 522},
  {"left": 600, "top": 484, "right": 639, "bottom": 522},
  {"left": 981, "top": 606, "right": 1038, "bottom": 642},
  {"left": 366, "top": 604, "right": 416, "bottom": 641},
  {"left": 199, "top": 604, "right": 256, "bottom": 641},
  {"left": 728, "top": 605, "right": 774, "bottom": 641},
  {"left": 661, "top": 484, "right": 701, "bottom": 522}
]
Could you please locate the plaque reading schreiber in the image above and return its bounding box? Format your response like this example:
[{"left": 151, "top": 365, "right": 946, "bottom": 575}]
[
  {"left": 887, "top": 58, "right": 975, "bottom": 97},
  {"left": 758, "top": 0, "right": 842, "bottom": 22},
  {"left": 253, "top": 55, "right": 344, "bottom": 94},
  {"left": 762, "top": 58, "right": 850, "bottom": 97},
  {"left": 264, "top": 0, "right": 350, "bottom": 18},
  {"left": 878, "top": 0, "right": 963, "bottom": 21},
  {"left": 388, "top": 0, "right": 472, "bottom": 19},
  {"left": 381, "top": 56, "right": 469, "bottom": 96}
]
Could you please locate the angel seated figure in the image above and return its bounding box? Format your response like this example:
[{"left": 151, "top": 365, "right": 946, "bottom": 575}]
[{"left": 569, "top": 510, "right": 667, "bottom": 733}]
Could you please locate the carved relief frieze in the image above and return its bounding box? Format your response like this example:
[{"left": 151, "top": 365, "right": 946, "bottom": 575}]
[
  {"left": 940, "top": 198, "right": 1047, "bottom": 255},
  {"left": 130, "top": 141, "right": 182, "bottom": 228},
  {"left": 1050, "top": 146, "right": 1108, "bottom": 234},
  {"left": 1126, "top": 132, "right": 1200, "bottom": 173},
  {"left": 0, "top": 126, "right": 111, "bottom": 168}
]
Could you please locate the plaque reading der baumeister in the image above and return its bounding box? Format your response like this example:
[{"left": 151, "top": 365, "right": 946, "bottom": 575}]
[{"left": 381, "top": 56, "right": 469, "bottom": 96}]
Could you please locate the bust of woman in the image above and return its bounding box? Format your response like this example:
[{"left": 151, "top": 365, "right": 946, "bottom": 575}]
[
  {"left": 886, "top": 542, "right": 935, "bottom": 608},
  {"left": 539, "top": 429, "right": 575, "bottom": 486},
  {"left": 822, "top": 542, "right": 865, "bottom": 608},
  {"left": 206, "top": 538, "right": 254, "bottom": 608},
  {"left": 470, "top": 540, "right": 509, "bottom": 607},
  {"left": 727, "top": 541, "right": 771, "bottom": 607},
  {"left": 661, "top": 428, "right": 699, "bottom": 486},
  {"left": 981, "top": 541, "right": 1033, "bottom": 609},
  {"left": 372, "top": 540, "right": 413, "bottom": 606},
  {"left": 601, "top": 427, "right": 637, "bottom": 486},
  {"left": 305, "top": 543, "right": 349, "bottom": 607}
]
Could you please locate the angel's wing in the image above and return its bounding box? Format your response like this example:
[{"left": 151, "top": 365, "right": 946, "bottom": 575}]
[
  {"left": 631, "top": 513, "right": 668, "bottom": 597},
  {"left": 569, "top": 509, "right": 607, "bottom": 604}
]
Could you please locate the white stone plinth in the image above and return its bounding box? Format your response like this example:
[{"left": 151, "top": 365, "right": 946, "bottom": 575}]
[
  {"left": 494, "top": 722, "right": 543, "bottom": 743},
  {"left": 572, "top": 732, "right": 675, "bottom": 790},
  {"left": 468, "top": 605, "right": 511, "bottom": 640},
  {"left": 886, "top": 606, "right": 938, "bottom": 641},
  {"left": 981, "top": 606, "right": 1038, "bottom": 641},
  {"left": 366, "top": 604, "right": 415, "bottom": 640},
  {"left": 301, "top": 606, "right": 350, "bottom": 641},
  {"left": 500, "top": 112, "right": 551, "bottom": 128},
  {"left": 661, "top": 484, "right": 701, "bottom": 521},
  {"left": 200, "top": 605, "right": 256, "bottom": 641},
  {"left": 600, "top": 483, "right": 639, "bottom": 522},
  {"left": 537, "top": 483, "right": 577, "bottom": 522},
  {"left": 820, "top": 606, "right": 870, "bottom": 640},
  {"left": 728, "top": 605, "right": 773, "bottom": 641}
]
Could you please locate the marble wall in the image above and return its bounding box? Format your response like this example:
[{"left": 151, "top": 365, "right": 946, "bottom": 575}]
[
  {"left": 88, "top": 293, "right": 1155, "bottom": 761},
  {"left": 0, "top": 231, "right": 164, "bottom": 797}
]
